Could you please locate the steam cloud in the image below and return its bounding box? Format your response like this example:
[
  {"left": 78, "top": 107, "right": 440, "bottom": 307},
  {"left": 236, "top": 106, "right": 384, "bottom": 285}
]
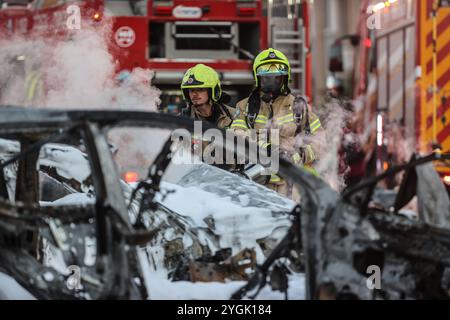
[
  {"left": 308, "top": 100, "right": 352, "bottom": 191},
  {"left": 0, "top": 19, "right": 160, "bottom": 110}
]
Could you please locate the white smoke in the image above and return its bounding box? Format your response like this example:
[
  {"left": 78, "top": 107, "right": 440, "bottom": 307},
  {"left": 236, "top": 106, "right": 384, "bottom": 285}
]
[
  {"left": 0, "top": 20, "right": 160, "bottom": 110},
  {"left": 309, "top": 100, "right": 352, "bottom": 191},
  {"left": 311, "top": 97, "right": 418, "bottom": 192}
]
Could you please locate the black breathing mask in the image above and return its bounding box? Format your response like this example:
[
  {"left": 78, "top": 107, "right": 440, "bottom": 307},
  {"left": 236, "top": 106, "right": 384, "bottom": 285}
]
[{"left": 259, "top": 75, "right": 285, "bottom": 102}]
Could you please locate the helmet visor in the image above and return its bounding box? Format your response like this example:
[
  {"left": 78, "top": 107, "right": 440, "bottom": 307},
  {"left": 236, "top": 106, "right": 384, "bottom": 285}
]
[
  {"left": 259, "top": 74, "right": 284, "bottom": 93},
  {"left": 256, "top": 63, "right": 288, "bottom": 76}
]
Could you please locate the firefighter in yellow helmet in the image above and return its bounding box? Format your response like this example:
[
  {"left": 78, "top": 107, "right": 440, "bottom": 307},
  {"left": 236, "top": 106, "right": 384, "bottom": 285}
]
[
  {"left": 230, "top": 48, "right": 322, "bottom": 197},
  {"left": 180, "top": 64, "right": 233, "bottom": 129}
]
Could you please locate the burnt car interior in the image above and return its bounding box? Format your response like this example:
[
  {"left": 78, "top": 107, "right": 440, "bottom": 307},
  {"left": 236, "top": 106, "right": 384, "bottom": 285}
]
[{"left": 0, "top": 106, "right": 449, "bottom": 300}]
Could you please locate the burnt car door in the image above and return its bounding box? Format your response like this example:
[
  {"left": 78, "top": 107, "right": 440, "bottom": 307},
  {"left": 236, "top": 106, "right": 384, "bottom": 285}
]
[{"left": 0, "top": 110, "right": 148, "bottom": 299}]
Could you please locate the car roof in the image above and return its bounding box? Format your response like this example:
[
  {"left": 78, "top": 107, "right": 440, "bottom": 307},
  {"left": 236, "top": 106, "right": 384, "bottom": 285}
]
[{"left": 0, "top": 106, "right": 210, "bottom": 132}]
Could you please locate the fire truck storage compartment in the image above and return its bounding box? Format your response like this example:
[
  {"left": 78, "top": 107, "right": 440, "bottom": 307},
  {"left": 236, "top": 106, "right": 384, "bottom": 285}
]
[
  {"left": 149, "top": 23, "right": 165, "bottom": 58},
  {"left": 239, "top": 22, "right": 260, "bottom": 59},
  {"left": 149, "top": 21, "right": 259, "bottom": 59},
  {"left": 375, "top": 23, "right": 415, "bottom": 131}
]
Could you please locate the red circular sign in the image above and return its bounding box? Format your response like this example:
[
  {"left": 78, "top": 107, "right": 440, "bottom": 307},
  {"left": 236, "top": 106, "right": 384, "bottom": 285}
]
[{"left": 115, "top": 26, "right": 136, "bottom": 48}]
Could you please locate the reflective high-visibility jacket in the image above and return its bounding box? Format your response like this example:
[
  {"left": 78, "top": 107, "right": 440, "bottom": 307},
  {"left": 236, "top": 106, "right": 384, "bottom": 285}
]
[{"left": 231, "top": 92, "right": 322, "bottom": 190}]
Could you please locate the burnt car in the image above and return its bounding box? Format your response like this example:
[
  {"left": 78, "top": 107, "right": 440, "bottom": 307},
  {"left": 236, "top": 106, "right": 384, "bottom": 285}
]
[
  {"left": 234, "top": 153, "right": 450, "bottom": 300},
  {"left": 0, "top": 106, "right": 301, "bottom": 299},
  {"left": 0, "top": 106, "right": 450, "bottom": 300}
]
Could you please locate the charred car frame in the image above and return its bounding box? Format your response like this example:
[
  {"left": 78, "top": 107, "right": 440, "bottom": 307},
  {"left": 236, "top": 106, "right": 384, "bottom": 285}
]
[{"left": 0, "top": 106, "right": 449, "bottom": 300}]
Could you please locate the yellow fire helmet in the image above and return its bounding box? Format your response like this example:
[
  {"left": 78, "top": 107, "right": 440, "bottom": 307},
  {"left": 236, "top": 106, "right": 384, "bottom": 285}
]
[
  {"left": 253, "top": 48, "right": 291, "bottom": 87},
  {"left": 181, "top": 64, "right": 222, "bottom": 103}
]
